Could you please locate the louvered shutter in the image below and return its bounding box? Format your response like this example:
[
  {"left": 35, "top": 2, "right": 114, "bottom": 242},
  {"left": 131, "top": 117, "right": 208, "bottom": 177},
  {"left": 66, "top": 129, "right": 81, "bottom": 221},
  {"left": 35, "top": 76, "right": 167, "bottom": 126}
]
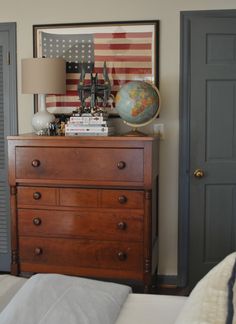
[
  {"left": 0, "top": 44, "right": 8, "bottom": 255},
  {"left": 0, "top": 38, "right": 11, "bottom": 270},
  {"left": 0, "top": 25, "right": 17, "bottom": 271}
]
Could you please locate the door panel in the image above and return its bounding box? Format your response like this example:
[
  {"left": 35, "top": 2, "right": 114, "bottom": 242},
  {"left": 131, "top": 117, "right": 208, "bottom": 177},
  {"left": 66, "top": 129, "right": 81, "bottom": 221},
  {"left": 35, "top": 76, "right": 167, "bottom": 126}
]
[
  {"left": 207, "top": 34, "right": 236, "bottom": 64},
  {"left": 179, "top": 11, "right": 236, "bottom": 289},
  {"left": 205, "top": 185, "right": 235, "bottom": 261},
  {"left": 206, "top": 81, "right": 236, "bottom": 160}
]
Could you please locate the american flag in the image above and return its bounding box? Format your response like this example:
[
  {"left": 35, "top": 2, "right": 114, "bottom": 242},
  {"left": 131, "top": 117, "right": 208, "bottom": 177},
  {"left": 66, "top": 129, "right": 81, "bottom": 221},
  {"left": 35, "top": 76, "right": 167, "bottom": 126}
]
[{"left": 40, "top": 27, "right": 155, "bottom": 114}]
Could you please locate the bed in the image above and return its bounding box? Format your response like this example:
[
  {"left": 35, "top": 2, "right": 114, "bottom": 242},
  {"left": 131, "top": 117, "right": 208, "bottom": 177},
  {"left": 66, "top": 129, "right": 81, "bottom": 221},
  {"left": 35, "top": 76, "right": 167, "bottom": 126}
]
[
  {"left": 0, "top": 252, "right": 235, "bottom": 324},
  {"left": 0, "top": 274, "right": 187, "bottom": 324}
]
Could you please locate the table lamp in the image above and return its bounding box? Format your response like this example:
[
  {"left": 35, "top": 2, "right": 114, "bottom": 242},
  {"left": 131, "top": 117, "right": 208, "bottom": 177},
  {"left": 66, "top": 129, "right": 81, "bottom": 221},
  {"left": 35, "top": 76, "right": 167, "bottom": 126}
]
[{"left": 21, "top": 58, "right": 66, "bottom": 135}]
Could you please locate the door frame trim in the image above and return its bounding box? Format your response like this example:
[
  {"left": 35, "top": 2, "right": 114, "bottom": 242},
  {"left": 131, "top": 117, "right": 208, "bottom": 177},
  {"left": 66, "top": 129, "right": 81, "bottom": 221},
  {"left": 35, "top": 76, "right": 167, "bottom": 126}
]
[{"left": 178, "top": 9, "right": 236, "bottom": 287}]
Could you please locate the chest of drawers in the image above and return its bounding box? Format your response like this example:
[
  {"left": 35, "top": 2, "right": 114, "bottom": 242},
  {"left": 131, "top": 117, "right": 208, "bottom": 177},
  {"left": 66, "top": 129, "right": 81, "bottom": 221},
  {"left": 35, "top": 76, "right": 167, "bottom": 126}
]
[{"left": 8, "top": 134, "right": 159, "bottom": 290}]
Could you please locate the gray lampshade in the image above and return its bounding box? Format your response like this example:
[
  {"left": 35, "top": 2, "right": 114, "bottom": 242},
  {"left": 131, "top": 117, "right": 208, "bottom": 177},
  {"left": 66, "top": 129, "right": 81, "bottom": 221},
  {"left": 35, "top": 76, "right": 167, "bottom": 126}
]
[{"left": 21, "top": 58, "right": 66, "bottom": 94}]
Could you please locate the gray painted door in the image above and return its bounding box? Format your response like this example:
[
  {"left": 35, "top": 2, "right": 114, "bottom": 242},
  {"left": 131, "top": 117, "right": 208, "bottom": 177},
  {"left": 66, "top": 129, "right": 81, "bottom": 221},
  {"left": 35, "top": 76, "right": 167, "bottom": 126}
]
[
  {"left": 0, "top": 24, "right": 17, "bottom": 271},
  {"left": 189, "top": 17, "right": 236, "bottom": 288}
]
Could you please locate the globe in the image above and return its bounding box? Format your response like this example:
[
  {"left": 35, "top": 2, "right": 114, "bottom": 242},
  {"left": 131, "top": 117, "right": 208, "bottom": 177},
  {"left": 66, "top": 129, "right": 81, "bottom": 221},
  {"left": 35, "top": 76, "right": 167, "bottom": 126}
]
[{"left": 115, "top": 81, "right": 161, "bottom": 135}]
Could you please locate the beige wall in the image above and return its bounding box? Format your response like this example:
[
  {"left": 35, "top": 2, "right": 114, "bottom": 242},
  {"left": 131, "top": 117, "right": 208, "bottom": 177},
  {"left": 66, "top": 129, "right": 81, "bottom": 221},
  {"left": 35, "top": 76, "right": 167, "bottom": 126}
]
[{"left": 2, "top": 0, "right": 236, "bottom": 276}]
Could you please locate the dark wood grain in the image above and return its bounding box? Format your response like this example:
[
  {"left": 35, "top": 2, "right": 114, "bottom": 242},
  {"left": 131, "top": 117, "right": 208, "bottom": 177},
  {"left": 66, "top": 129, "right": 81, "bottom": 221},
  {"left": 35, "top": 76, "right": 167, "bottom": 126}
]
[{"left": 8, "top": 134, "right": 159, "bottom": 290}]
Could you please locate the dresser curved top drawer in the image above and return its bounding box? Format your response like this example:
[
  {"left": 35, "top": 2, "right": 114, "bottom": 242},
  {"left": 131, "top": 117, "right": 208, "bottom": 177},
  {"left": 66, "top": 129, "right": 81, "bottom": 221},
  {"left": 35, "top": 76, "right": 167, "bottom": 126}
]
[{"left": 15, "top": 147, "right": 144, "bottom": 184}]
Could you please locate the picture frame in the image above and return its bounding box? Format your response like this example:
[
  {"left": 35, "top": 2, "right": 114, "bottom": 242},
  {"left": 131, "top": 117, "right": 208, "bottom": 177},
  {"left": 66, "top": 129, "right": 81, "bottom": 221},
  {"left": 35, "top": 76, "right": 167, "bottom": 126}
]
[{"left": 33, "top": 20, "right": 159, "bottom": 116}]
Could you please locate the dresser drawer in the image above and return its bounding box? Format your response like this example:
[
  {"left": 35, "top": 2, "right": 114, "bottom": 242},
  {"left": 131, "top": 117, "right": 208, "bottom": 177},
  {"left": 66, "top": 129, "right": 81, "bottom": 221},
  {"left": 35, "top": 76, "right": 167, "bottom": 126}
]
[
  {"left": 18, "top": 209, "right": 143, "bottom": 242},
  {"left": 17, "top": 187, "right": 57, "bottom": 206},
  {"left": 15, "top": 147, "right": 144, "bottom": 183},
  {"left": 101, "top": 190, "right": 144, "bottom": 209},
  {"left": 59, "top": 188, "right": 98, "bottom": 207},
  {"left": 19, "top": 237, "right": 143, "bottom": 272}
]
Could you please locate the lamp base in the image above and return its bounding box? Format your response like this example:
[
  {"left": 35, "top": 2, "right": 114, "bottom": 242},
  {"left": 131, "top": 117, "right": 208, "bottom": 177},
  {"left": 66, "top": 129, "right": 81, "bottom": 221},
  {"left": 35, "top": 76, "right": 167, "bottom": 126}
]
[{"left": 32, "top": 110, "right": 55, "bottom": 135}]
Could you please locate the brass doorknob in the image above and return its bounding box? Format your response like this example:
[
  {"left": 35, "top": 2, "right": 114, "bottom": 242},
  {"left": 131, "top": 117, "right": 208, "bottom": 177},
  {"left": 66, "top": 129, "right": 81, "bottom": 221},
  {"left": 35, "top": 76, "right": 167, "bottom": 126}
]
[{"left": 194, "top": 169, "right": 204, "bottom": 178}]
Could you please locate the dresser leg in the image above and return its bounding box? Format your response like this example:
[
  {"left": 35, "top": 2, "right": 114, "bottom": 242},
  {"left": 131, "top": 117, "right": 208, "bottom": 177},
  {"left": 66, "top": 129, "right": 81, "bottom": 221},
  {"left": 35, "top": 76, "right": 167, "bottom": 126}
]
[
  {"left": 11, "top": 249, "right": 19, "bottom": 275},
  {"left": 144, "top": 284, "right": 150, "bottom": 293}
]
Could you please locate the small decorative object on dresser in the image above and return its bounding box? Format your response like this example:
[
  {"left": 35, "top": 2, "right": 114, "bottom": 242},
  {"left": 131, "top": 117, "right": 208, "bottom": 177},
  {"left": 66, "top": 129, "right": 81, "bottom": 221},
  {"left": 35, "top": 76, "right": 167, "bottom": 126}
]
[
  {"left": 65, "top": 113, "right": 115, "bottom": 136},
  {"left": 7, "top": 134, "right": 159, "bottom": 291},
  {"left": 115, "top": 80, "right": 161, "bottom": 136}
]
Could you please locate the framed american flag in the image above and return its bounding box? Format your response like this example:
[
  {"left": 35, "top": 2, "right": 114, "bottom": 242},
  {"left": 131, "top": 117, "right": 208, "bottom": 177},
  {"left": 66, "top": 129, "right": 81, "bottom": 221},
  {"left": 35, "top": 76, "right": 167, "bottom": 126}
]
[{"left": 33, "top": 20, "right": 159, "bottom": 116}]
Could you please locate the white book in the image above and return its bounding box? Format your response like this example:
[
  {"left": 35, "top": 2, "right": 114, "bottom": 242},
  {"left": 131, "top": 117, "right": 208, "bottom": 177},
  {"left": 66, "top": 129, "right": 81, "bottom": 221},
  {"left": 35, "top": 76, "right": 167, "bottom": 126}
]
[
  {"left": 67, "top": 120, "right": 111, "bottom": 126},
  {"left": 70, "top": 116, "right": 109, "bottom": 123},
  {"left": 65, "top": 132, "right": 113, "bottom": 136},
  {"left": 65, "top": 126, "right": 114, "bottom": 132},
  {"left": 65, "top": 129, "right": 115, "bottom": 136}
]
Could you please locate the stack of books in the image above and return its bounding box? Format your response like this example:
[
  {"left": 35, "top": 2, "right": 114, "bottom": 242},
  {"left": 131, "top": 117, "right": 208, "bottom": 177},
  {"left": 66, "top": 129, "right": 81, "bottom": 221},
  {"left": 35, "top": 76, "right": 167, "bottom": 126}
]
[{"left": 65, "top": 114, "right": 115, "bottom": 136}]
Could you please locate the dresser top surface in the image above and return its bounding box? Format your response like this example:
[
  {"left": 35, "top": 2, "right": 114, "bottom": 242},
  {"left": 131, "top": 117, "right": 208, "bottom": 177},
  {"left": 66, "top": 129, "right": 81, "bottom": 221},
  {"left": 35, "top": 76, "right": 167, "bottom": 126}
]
[{"left": 8, "top": 133, "right": 157, "bottom": 142}]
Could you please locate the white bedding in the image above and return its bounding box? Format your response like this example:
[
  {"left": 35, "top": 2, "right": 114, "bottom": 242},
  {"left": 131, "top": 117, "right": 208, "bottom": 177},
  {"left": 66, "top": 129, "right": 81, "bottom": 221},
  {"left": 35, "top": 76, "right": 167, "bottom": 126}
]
[
  {"left": 116, "top": 293, "right": 187, "bottom": 324},
  {"left": 0, "top": 274, "right": 187, "bottom": 324},
  {"left": 2, "top": 253, "right": 235, "bottom": 323},
  {"left": 0, "top": 275, "right": 27, "bottom": 313},
  {"left": 0, "top": 274, "right": 131, "bottom": 324}
]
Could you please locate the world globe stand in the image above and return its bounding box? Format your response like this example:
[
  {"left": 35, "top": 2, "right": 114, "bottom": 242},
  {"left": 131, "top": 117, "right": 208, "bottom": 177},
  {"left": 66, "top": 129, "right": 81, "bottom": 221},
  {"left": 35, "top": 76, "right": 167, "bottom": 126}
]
[
  {"left": 115, "top": 81, "right": 161, "bottom": 137},
  {"left": 124, "top": 128, "right": 147, "bottom": 137},
  {"left": 122, "top": 107, "right": 161, "bottom": 137}
]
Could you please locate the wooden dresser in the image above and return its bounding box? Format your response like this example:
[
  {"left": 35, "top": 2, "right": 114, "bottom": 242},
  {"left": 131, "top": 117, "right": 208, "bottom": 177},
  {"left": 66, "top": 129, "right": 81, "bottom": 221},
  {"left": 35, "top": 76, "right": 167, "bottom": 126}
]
[{"left": 7, "top": 134, "right": 159, "bottom": 290}]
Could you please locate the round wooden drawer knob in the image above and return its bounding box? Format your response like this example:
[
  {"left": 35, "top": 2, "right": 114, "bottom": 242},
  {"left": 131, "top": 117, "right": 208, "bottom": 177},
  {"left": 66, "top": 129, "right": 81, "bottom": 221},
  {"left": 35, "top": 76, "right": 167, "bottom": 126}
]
[
  {"left": 31, "top": 159, "right": 40, "bottom": 167},
  {"left": 117, "top": 251, "right": 127, "bottom": 261},
  {"left": 34, "top": 247, "right": 43, "bottom": 256},
  {"left": 33, "top": 217, "right": 42, "bottom": 226},
  {"left": 117, "top": 221, "right": 127, "bottom": 230},
  {"left": 117, "top": 161, "right": 126, "bottom": 169},
  {"left": 33, "top": 192, "right": 41, "bottom": 200},
  {"left": 118, "top": 195, "right": 127, "bottom": 204}
]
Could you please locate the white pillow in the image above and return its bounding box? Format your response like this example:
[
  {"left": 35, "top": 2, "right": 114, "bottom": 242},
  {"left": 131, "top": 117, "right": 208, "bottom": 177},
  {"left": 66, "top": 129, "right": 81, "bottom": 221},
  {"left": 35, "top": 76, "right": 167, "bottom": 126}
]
[{"left": 175, "top": 252, "right": 236, "bottom": 324}]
